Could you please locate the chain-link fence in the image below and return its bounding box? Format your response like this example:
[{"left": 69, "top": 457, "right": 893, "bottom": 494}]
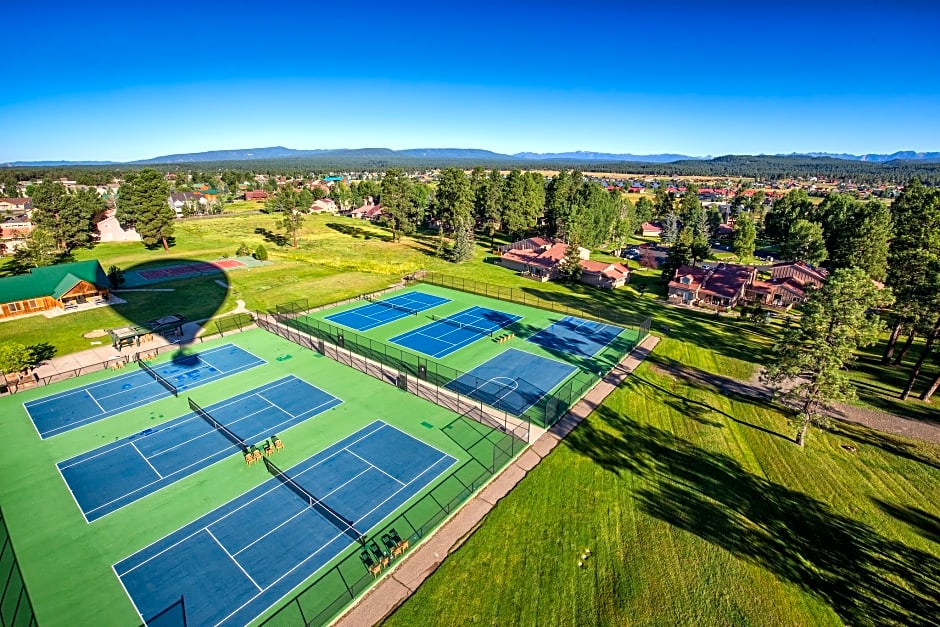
[
  {"left": 258, "top": 414, "right": 525, "bottom": 627},
  {"left": 0, "top": 506, "right": 38, "bottom": 627}
]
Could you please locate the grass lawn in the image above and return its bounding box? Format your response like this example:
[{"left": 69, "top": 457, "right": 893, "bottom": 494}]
[
  {"left": 4, "top": 210, "right": 940, "bottom": 626},
  {"left": 385, "top": 344, "right": 940, "bottom": 626}
]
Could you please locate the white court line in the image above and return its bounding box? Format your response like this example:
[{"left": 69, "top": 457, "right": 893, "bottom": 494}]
[
  {"left": 130, "top": 442, "right": 163, "bottom": 479},
  {"left": 86, "top": 398, "right": 343, "bottom": 519},
  {"left": 116, "top": 422, "right": 389, "bottom": 577},
  {"left": 111, "top": 564, "right": 147, "bottom": 626},
  {"left": 54, "top": 461, "right": 91, "bottom": 524},
  {"left": 231, "top": 464, "right": 374, "bottom": 557},
  {"left": 85, "top": 389, "right": 106, "bottom": 413},
  {"left": 40, "top": 386, "right": 168, "bottom": 439},
  {"left": 233, "top": 438, "right": 457, "bottom": 627},
  {"left": 344, "top": 449, "right": 405, "bottom": 486},
  {"left": 205, "top": 528, "right": 263, "bottom": 592}
]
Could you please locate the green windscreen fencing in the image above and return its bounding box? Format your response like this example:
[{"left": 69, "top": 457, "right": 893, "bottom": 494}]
[
  {"left": 0, "top": 507, "right": 38, "bottom": 627},
  {"left": 258, "top": 415, "right": 525, "bottom": 626}
]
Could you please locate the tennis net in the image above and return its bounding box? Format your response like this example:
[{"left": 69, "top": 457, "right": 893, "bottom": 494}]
[
  {"left": 189, "top": 397, "right": 245, "bottom": 451},
  {"left": 138, "top": 360, "right": 178, "bottom": 396},
  {"left": 367, "top": 295, "right": 418, "bottom": 316},
  {"left": 430, "top": 314, "right": 494, "bottom": 337},
  {"left": 263, "top": 457, "right": 365, "bottom": 544}
]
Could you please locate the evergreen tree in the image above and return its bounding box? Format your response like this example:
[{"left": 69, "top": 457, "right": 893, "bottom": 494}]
[
  {"left": 659, "top": 211, "right": 679, "bottom": 244},
  {"left": 380, "top": 169, "right": 416, "bottom": 241},
  {"left": 266, "top": 185, "right": 305, "bottom": 247},
  {"left": 502, "top": 170, "right": 529, "bottom": 239},
  {"left": 733, "top": 213, "right": 757, "bottom": 260},
  {"left": 763, "top": 268, "right": 893, "bottom": 446},
  {"left": 449, "top": 217, "right": 475, "bottom": 263},
  {"left": 434, "top": 168, "right": 473, "bottom": 256},
  {"left": 763, "top": 189, "right": 814, "bottom": 243},
  {"left": 478, "top": 169, "right": 503, "bottom": 247},
  {"left": 781, "top": 219, "right": 827, "bottom": 265},
  {"left": 558, "top": 234, "right": 585, "bottom": 284},
  {"left": 117, "top": 168, "right": 174, "bottom": 251},
  {"left": 661, "top": 228, "right": 693, "bottom": 280}
]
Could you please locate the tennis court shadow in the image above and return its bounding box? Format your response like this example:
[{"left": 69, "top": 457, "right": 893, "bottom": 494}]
[
  {"left": 563, "top": 408, "right": 940, "bottom": 626},
  {"left": 105, "top": 258, "right": 231, "bottom": 354}
]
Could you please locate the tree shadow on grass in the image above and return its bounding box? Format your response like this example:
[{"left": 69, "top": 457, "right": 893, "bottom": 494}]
[
  {"left": 563, "top": 406, "right": 940, "bottom": 626},
  {"left": 623, "top": 363, "right": 792, "bottom": 442},
  {"left": 253, "top": 227, "right": 289, "bottom": 247},
  {"left": 872, "top": 498, "right": 940, "bottom": 545},
  {"left": 325, "top": 222, "right": 393, "bottom": 242},
  {"left": 825, "top": 421, "right": 940, "bottom": 472}
]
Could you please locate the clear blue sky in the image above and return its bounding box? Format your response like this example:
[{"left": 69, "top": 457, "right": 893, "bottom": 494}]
[{"left": 2, "top": 0, "right": 937, "bottom": 162}]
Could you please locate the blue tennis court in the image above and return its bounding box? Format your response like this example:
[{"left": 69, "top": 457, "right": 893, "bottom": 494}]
[
  {"left": 390, "top": 306, "right": 521, "bottom": 358},
  {"left": 526, "top": 315, "right": 625, "bottom": 358},
  {"left": 324, "top": 290, "right": 450, "bottom": 331},
  {"left": 446, "top": 348, "right": 577, "bottom": 415},
  {"left": 115, "top": 420, "right": 455, "bottom": 627},
  {"left": 25, "top": 344, "right": 265, "bottom": 439},
  {"left": 58, "top": 376, "right": 341, "bottom": 522}
]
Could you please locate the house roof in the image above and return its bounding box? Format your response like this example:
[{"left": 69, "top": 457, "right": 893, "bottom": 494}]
[
  {"left": 668, "top": 265, "right": 706, "bottom": 291},
  {"left": 0, "top": 260, "right": 110, "bottom": 303},
  {"left": 770, "top": 260, "right": 829, "bottom": 283},
  {"left": 0, "top": 198, "right": 30, "bottom": 205},
  {"left": 699, "top": 264, "right": 754, "bottom": 300},
  {"left": 641, "top": 222, "right": 662, "bottom": 233},
  {"left": 580, "top": 260, "right": 630, "bottom": 280},
  {"left": 501, "top": 242, "right": 568, "bottom": 268}
]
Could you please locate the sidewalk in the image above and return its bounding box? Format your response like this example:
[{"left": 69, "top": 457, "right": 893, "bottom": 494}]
[
  {"left": 6, "top": 300, "right": 251, "bottom": 393},
  {"left": 333, "top": 334, "right": 660, "bottom": 627}
]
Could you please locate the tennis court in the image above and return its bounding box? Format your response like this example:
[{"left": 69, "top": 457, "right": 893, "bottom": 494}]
[
  {"left": 58, "top": 376, "right": 341, "bottom": 522},
  {"left": 24, "top": 344, "right": 265, "bottom": 439},
  {"left": 115, "top": 420, "right": 455, "bottom": 627},
  {"left": 390, "top": 306, "right": 521, "bottom": 358},
  {"left": 526, "top": 315, "right": 625, "bottom": 358},
  {"left": 324, "top": 291, "right": 450, "bottom": 332},
  {"left": 446, "top": 348, "right": 577, "bottom": 415}
]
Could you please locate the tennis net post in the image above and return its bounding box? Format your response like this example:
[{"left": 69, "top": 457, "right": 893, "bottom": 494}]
[{"left": 138, "top": 360, "right": 178, "bottom": 396}]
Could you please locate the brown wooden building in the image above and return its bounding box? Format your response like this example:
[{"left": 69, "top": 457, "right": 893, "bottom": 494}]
[{"left": 0, "top": 260, "right": 111, "bottom": 319}]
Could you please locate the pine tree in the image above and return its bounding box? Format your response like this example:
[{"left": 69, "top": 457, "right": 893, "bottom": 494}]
[{"left": 763, "top": 268, "right": 893, "bottom": 446}]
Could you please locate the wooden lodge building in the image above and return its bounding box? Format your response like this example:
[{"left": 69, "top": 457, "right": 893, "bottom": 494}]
[{"left": 0, "top": 260, "right": 111, "bottom": 319}]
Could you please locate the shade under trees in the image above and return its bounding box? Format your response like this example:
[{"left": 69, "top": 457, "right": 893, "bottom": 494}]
[{"left": 763, "top": 267, "right": 893, "bottom": 446}]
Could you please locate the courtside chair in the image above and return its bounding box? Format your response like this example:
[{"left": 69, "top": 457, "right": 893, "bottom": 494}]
[{"left": 273, "top": 436, "right": 284, "bottom": 452}]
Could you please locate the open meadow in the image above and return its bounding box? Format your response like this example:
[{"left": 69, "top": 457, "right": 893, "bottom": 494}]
[{"left": 2, "top": 210, "right": 939, "bottom": 626}]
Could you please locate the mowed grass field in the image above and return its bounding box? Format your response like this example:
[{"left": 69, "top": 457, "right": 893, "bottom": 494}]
[
  {"left": 385, "top": 342, "right": 940, "bottom": 626},
  {"left": 3, "top": 210, "right": 940, "bottom": 625}
]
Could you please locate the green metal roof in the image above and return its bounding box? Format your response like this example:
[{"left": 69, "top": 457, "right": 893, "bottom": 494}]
[{"left": 0, "top": 260, "right": 110, "bottom": 302}]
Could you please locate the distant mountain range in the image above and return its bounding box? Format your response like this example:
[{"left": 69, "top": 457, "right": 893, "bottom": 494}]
[{"left": 4, "top": 146, "right": 940, "bottom": 167}]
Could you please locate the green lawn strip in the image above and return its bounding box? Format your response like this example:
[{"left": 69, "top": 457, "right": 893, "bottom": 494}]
[
  {"left": 1, "top": 329, "right": 509, "bottom": 626},
  {"left": 386, "top": 355, "right": 939, "bottom": 626}
]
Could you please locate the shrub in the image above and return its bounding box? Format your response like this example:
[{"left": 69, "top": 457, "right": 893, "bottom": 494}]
[
  {"left": 235, "top": 242, "right": 250, "bottom": 256},
  {"left": 253, "top": 244, "right": 268, "bottom": 261}
]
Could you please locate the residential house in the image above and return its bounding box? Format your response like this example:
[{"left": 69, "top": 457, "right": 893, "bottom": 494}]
[
  {"left": 640, "top": 222, "right": 662, "bottom": 238},
  {"left": 0, "top": 260, "right": 111, "bottom": 319},
  {"left": 745, "top": 261, "right": 828, "bottom": 309},
  {"left": 579, "top": 260, "right": 630, "bottom": 289},
  {"left": 667, "top": 265, "right": 707, "bottom": 305},
  {"left": 0, "top": 219, "right": 32, "bottom": 255},
  {"left": 310, "top": 198, "right": 338, "bottom": 213},
  {"left": 96, "top": 209, "right": 141, "bottom": 243},
  {"left": 349, "top": 197, "right": 384, "bottom": 220},
  {"left": 0, "top": 198, "right": 32, "bottom": 212},
  {"left": 244, "top": 190, "right": 268, "bottom": 201},
  {"left": 168, "top": 192, "right": 205, "bottom": 218},
  {"left": 668, "top": 263, "right": 756, "bottom": 310},
  {"left": 498, "top": 237, "right": 589, "bottom": 282},
  {"left": 769, "top": 260, "right": 828, "bottom": 289}
]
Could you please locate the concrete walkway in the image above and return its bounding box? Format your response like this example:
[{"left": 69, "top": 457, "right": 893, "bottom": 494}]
[
  {"left": 333, "top": 334, "right": 660, "bottom": 626},
  {"left": 6, "top": 300, "right": 252, "bottom": 392}
]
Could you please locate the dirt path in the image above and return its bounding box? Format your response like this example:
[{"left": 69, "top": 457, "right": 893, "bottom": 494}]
[{"left": 652, "top": 361, "right": 940, "bottom": 446}]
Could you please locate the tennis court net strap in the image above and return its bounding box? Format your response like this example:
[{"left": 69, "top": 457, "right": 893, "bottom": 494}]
[
  {"left": 262, "top": 456, "right": 365, "bottom": 544},
  {"left": 430, "top": 314, "right": 494, "bottom": 337},
  {"left": 367, "top": 296, "right": 418, "bottom": 316},
  {"left": 188, "top": 397, "right": 245, "bottom": 450},
  {"left": 138, "top": 360, "right": 178, "bottom": 396}
]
